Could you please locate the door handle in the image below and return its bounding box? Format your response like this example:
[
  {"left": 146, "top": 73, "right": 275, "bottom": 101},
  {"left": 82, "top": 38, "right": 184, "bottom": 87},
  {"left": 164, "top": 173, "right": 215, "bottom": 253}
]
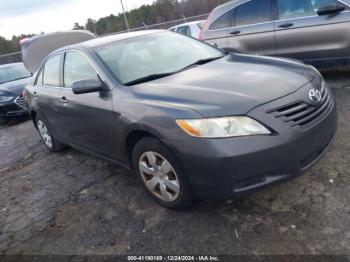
[
  {"left": 59, "top": 96, "right": 68, "bottom": 103},
  {"left": 278, "top": 23, "right": 294, "bottom": 28},
  {"left": 229, "top": 30, "right": 241, "bottom": 35},
  {"left": 33, "top": 91, "right": 38, "bottom": 98}
]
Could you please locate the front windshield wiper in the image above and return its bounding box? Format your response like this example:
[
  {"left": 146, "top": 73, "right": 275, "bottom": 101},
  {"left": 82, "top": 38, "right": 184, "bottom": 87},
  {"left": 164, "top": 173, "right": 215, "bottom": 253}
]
[
  {"left": 124, "top": 56, "right": 225, "bottom": 86},
  {"left": 124, "top": 72, "right": 175, "bottom": 86},
  {"left": 177, "top": 55, "right": 225, "bottom": 72}
]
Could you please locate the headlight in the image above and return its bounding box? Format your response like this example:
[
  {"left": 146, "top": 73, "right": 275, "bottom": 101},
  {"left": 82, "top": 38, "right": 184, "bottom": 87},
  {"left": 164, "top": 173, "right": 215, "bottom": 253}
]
[
  {"left": 176, "top": 116, "right": 271, "bottom": 138},
  {"left": 0, "top": 96, "right": 14, "bottom": 103}
]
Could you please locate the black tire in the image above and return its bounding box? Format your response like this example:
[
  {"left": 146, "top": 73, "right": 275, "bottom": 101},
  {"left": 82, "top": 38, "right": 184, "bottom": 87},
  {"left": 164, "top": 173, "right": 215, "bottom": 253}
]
[
  {"left": 36, "top": 116, "right": 66, "bottom": 152},
  {"left": 0, "top": 117, "right": 9, "bottom": 125},
  {"left": 132, "top": 137, "right": 193, "bottom": 209}
]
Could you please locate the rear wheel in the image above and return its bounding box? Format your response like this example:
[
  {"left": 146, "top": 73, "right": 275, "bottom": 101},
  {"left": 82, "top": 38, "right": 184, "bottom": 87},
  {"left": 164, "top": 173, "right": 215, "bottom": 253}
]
[
  {"left": 132, "top": 137, "right": 193, "bottom": 209},
  {"left": 36, "top": 117, "right": 66, "bottom": 152}
]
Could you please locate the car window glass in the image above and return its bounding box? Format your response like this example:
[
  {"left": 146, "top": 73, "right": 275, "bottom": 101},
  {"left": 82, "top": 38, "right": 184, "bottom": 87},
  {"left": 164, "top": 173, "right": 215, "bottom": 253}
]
[
  {"left": 64, "top": 52, "right": 98, "bottom": 88},
  {"left": 177, "top": 26, "right": 191, "bottom": 36},
  {"left": 235, "top": 0, "right": 272, "bottom": 27},
  {"left": 277, "top": 0, "right": 348, "bottom": 20},
  {"left": 0, "top": 64, "right": 31, "bottom": 84},
  {"left": 35, "top": 68, "right": 44, "bottom": 86},
  {"left": 43, "top": 55, "right": 61, "bottom": 87},
  {"left": 209, "top": 9, "right": 235, "bottom": 30},
  {"left": 96, "top": 32, "right": 223, "bottom": 85}
]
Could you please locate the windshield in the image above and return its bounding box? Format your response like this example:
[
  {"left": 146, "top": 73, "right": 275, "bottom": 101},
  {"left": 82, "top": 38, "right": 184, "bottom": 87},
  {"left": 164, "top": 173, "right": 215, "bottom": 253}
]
[
  {"left": 0, "top": 63, "right": 31, "bottom": 84},
  {"left": 96, "top": 32, "right": 224, "bottom": 85}
]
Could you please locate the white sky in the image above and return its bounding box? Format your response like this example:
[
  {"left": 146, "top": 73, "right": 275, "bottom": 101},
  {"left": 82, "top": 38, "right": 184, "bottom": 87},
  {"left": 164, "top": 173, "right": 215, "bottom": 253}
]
[{"left": 0, "top": 0, "right": 155, "bottom": 39}]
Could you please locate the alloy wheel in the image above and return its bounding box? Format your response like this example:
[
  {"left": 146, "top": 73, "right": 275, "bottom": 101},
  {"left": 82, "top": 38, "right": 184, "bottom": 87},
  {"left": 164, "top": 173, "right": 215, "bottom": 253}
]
[
  {"left": 138, "top": 151, "right": 180, "bottom": 202},
  {"left": 37, "top": 120, "right": 53, "bottom": 149}
]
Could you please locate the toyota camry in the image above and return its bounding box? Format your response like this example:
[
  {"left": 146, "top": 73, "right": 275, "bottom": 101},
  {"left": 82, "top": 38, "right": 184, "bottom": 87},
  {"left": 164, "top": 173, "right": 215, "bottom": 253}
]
[{"left": 24, "top": 30, "right": 337, "bottom": 208}]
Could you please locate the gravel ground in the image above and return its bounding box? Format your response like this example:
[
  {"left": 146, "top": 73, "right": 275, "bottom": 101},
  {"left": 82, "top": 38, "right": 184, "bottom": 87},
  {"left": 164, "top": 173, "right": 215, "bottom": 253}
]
[{"left": 0, "top": 72, "right": 349, "bottom": 255}]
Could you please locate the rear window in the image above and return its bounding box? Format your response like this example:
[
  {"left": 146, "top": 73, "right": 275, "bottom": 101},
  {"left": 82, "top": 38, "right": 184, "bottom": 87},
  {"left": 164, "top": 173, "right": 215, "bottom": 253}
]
[{"left": 0, "top": 64, "right": 31, "bottom": 84}]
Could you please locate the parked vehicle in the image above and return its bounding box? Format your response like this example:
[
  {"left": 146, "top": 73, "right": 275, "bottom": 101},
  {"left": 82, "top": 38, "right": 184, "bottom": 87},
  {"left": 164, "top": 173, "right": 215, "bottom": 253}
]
[
  {"left": 0, "top": 63, "right": 32, "bottom": 124},
  {"left": 200, "top": 0, "right": 350, "bottom": 69},
  {"left": 24, "top": 30, "right": 336, "bottom": 209},
  {"left": 169, "top": 20, "right": 205, "bottom": 39}
]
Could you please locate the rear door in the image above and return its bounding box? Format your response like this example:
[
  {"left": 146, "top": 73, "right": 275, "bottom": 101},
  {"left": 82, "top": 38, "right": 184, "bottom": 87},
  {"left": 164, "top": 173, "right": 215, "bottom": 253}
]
[
  {"left": 226, "top": 0, "right": 276, "bottom": 55},
  {"left": 60, "top": 51, "right": 117, "bottom": 158},
  {"left": 274, "top": 0, "right": 350, "bottom": 62},
  {"left": 34, "top": 54, "right": 66, "bottom": 140}
]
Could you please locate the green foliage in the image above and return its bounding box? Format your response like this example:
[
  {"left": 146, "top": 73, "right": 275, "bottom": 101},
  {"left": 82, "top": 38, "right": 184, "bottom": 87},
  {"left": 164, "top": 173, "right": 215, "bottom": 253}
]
[
  {"left": 0, "top": 0, "right": 230, "bottom": 55},
  {"left": 0, "top": 34, "right": 34, "bottom": 56}
]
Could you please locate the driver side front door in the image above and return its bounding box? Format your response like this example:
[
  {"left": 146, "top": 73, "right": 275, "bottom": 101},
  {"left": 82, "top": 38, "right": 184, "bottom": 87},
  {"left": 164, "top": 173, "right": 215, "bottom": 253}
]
[{"left": 59, "top": 51, "right": 118, "bottom": 159}]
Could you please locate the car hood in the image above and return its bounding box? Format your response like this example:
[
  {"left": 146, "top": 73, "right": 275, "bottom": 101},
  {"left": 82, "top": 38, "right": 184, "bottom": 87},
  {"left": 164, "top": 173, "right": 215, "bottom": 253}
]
[
  {"left": 130, "top": 53, "right": 318, "bottom": 117},
  {"left": 0, "top": 77, "right": 31, "bottom": 96}
]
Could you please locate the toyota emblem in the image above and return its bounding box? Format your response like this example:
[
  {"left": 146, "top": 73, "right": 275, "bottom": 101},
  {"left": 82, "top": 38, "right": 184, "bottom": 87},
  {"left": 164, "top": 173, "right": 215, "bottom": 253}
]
[{"left": 309, "top": 88, "right": 322, "bottom": 104}]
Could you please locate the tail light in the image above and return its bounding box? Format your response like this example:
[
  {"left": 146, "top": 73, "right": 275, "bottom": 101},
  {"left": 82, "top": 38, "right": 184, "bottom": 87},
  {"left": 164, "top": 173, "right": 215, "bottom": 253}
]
[{"left": 199, "top": 12, "right": 212, "bottom": 41}]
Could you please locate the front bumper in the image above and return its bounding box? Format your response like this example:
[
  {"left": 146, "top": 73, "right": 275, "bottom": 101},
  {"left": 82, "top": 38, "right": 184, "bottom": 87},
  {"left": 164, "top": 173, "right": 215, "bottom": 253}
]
[
  {"left": 0, "top": 96, "right": 29, "bottom": 118},
  {"left": 163, "top": 86, "right": 337, "bottom": 199}
]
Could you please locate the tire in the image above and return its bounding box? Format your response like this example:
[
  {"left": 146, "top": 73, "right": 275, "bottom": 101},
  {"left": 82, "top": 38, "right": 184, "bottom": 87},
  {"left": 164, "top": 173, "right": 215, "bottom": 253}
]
[
  {"left": 36, "top": 116, "right": 66, "bottom": 152},
  {"left": 132, "top": 137, "right": 193, "bottom": 209},
  {"left": 0, "top": 117, "right": 9, "bottom": 125}
]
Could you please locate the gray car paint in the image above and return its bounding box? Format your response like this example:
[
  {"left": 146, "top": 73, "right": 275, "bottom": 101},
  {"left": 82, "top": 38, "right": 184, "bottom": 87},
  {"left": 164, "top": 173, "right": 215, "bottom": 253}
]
[
  {"left": 201, "top": 0, "right": 350, "bottom": 66},
  {"left": 25, "top": 31, "right": 337, "bottom": 199}
]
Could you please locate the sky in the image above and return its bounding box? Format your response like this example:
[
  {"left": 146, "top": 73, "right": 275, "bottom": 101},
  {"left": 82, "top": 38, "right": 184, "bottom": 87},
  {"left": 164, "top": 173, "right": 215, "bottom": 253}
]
[{"left": 0, "top": 0, "right": 155, "bottom": 39}]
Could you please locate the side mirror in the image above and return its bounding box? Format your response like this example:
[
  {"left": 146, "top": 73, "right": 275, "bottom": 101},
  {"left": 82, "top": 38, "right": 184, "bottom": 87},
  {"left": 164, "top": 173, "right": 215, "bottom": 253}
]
[
  {"left": 72, "top": 79, "right": 104, "bottom": 94},
  {"left": 317, "top": 5, "right": 345, "bottom": 16}
]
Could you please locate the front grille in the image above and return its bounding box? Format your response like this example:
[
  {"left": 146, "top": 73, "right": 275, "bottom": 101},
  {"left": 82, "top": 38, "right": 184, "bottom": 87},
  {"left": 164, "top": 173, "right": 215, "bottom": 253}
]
[
  {"left": 14, "top": 96, "right": 28, "bottom": 110},
  {"left": 268, "top": 84, "right": 333, "bottom": 129}
]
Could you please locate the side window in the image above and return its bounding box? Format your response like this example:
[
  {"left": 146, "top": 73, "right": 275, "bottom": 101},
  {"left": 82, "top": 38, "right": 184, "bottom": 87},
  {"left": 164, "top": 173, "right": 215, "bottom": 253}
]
[
  {"left": 43, "top": 55, "right": 61, "bottom": 87},
  {"left": 177, "top": 26, "right": 191, "bottom": 36},
  {"left": 235, "top": 0, "right": 272, "bottom": 27},
  {"left": 277, "top": 0, "right": 348, "bottom": 20},
  {"left": 312, "top": 0, "right": 349, "bottom": 11},
  {"left": 64, "top": 52, "right": 98, "bottom": 88},
  {"left": 35, "top": 67, "right": 44, "bottom": 86},
  {"left": 209, "top": 9, "right": 235, "bottom": 30}
]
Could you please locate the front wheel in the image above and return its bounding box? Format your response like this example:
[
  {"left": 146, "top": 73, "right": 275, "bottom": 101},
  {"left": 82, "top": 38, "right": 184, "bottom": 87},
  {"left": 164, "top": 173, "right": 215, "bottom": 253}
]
[
  {"left": 36, "top": 117, "right": 66, "bottom": 152},
  {"left": 0, "top": 117, "right": 9, "bottom": 125},
  {"left": 132, "top": 137, "right": 193, "bottom": 209}
]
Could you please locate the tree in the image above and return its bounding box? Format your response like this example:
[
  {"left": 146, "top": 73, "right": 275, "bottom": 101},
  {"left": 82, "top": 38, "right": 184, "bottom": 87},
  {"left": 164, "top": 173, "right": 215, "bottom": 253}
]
[{"left": 73, "top": 23, "right": 85, "bottom": 30}]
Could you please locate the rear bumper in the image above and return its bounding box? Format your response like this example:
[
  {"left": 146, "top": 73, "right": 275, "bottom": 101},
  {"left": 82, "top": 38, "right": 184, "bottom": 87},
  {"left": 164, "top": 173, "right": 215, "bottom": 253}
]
[{"left": 163, "top": 91, "right": 337, "bottom": 199}]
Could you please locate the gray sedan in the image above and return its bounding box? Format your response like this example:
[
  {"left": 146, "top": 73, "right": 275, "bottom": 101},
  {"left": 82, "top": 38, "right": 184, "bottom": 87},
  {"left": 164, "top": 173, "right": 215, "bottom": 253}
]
[
  {"left": 200, "top": 0, "right": 350, "bottom": 68},
  {"left": 25, "top": 30, "right": 337, "bottom": 208}
]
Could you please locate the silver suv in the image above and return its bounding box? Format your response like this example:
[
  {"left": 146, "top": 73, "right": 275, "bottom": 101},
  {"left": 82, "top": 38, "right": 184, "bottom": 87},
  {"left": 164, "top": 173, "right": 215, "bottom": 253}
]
[{"left": 200, "top": 0, "right": 350, "bottom": 68}]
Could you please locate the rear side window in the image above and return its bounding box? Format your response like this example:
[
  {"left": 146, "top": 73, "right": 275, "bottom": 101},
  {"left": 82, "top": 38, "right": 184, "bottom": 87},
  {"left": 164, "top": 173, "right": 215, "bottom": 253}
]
[
  {"left": 235, "top": 0, "right": 273, "bottom": 27},
  {"left": 64, "top": 52, "right": 98, "bottom": 88},
  {"left": 209, "top": 9, "right": 235, "bottom": 30},
  {"left": 43, "top": 55, "right": 61, "bottom": 87},
  {"left": 177, "top": 26, "right": 191, "bottom": 36}
]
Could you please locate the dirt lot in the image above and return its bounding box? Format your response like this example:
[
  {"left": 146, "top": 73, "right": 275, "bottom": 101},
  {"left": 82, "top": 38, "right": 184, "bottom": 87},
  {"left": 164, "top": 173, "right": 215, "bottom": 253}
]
[{"left": 0, "top": 72, "right": 350, "bottom": 255}]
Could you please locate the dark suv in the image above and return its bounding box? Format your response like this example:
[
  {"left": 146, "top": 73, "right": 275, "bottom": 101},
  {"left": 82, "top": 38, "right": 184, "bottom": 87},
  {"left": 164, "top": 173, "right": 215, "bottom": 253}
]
[{"left": 200, "top": 0, "right": 350, "bottom": 68}]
